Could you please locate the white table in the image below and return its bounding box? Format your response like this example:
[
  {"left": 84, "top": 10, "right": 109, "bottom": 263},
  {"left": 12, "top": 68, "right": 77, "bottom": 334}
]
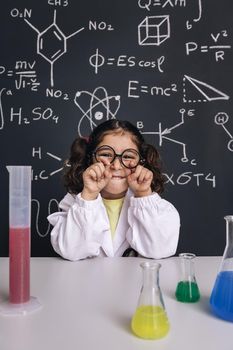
[{"left": 0, "top": 257, "right": 232, "bottom": 350}]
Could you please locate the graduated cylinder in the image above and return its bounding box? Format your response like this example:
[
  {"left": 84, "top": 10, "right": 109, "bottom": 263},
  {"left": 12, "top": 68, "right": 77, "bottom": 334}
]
[{"left": 7, "top": 165, "right": 31, "bottom": 304}]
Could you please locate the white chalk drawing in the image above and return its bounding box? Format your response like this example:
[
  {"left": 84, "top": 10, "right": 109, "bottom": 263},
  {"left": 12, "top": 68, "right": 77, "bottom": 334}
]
[
  {"left": 47, "top": 152, "right": 63, "bottom": 176},
  {"left": 89, "top": 48, "right": 105, "bottom": 74},
  {"left": 141, "top": 108, "right": 196, "bottom": 164},
  {"left": 138, "top": 0, "right": 187, "bottom": 11},
  {"left": 138, "top": 0, "right": 152, "bottom": 11},
  {"left": 24, "top": 10, "right": 84, "bottom": 87},
  {"left": 214, "top": 112, "right": 233, "bottom": 152},
  {"left": 74, "top": 87, "right": 121, "bottom": 136},
  {"left": 138, "top": 15, "right": 170, "bottom": 46},
  {"left": 32, "top": 198, "right": 60, "bottom": 237},
  {"left": 89, "top": 48, "right": 165, "bottom": 74},
  {"left": 15, "top": 71, "right": 40, "bottom": 91},
  {"left": 9, "top": 106, "right": 59, "bottom": 126},
  {"left": 186, "top": 41, "right": 231, "bottom": 62},
  {"left": 183, "top": 75, "right": 229, "bottom": 103},
  {"left": 164, "top": 172, "right": 216, "bottom": 188},
  {"left": 32, "top": 147, "right": 63, "bottom": 180},
  {"left": 0, "top": 88, "right": 13, "bottom": 130},
  {"left": 0, "top": 62, "right": 40, "bottom": 91},
  {"left": 193, "top": 0, "right": 202, "bottom": 22},
  {"left": 186, "top": 0, "right": 202, "bottom": 29},
  {"left": 0, "top": 89, "right": 4, "bottom": 130},
  {"left": 128, "top": 80, "right": 177, "bottom": 98},
  {"left": 185, "top": 30, "right": 231, "bottom": 62}
]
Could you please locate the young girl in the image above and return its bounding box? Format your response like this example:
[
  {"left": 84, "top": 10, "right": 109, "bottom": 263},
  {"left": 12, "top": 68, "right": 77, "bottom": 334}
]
[{"left": 48, "top": 119, "right": 180, "bottom": 260}]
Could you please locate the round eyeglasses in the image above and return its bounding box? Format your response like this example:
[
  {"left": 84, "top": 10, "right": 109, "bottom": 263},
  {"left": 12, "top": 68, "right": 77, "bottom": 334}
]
[{"left": 93, "top": 145, "right": 144, "bottom": 169}]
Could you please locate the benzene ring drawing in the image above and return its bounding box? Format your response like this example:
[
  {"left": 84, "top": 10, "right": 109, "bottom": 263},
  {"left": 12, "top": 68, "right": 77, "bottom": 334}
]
[
  {"left": 24, "top": 10, "right": 84, "bottom": 87},
  {"left": 74, "top": 87, "right": 121, "bottom": 136}
]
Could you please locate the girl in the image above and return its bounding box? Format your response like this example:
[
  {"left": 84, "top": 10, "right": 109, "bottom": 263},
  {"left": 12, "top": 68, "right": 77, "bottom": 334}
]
[{"left": 48, "top": 119, "right": 180, "bottom": 260}]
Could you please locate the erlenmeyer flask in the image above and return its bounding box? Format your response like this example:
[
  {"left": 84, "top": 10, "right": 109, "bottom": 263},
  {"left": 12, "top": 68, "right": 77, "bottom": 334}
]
[
  {"left": 131, "top": 262, "right": 170, "bottom": 340},
  {"left": 175, "top": 253, "right": 200, "bottom": 303},
  {"left": 210, "top": 215, "right": 233, "bottom": 322}
]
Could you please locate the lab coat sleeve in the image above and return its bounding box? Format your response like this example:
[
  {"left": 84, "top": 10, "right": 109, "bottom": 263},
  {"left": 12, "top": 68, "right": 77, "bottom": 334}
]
[
  {"left": 126, "top": 193, "right": 180, "bottom": 259},
  {"left": 47, "top": 193, "right": 110, "bottom": 260}
]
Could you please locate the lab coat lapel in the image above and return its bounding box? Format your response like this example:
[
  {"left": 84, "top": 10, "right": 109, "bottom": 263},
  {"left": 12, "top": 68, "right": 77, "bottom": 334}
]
[{"left": 100, "top": 203, "right": 114, "bottom": 257}]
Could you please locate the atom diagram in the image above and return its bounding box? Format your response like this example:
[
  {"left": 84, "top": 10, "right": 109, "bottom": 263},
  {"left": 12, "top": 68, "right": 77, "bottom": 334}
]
[{"left": 74, "top": 86, "right": 121, "bottom": 136}]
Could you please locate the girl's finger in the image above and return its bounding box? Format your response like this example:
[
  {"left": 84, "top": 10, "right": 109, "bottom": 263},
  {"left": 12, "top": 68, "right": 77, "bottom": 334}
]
[
  {"left": 89, "top": 164, "right": 104, "bottom": 180},
  {"left": 138, "top": 168, "right": 152, "bottom": 183},
  {"left": 97, "top": 157, "right": 111, "bottom": 168},
  {"left": 129, "top": 165, "right": 142, "bottom": 181},
  {"left": 89, "top": 168, "right": 98, "bottom": 181}
]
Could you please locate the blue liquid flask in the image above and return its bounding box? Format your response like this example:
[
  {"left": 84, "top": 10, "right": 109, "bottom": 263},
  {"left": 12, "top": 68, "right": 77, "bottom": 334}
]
[{"left": 210, "top": 216, "right": 233, "bottom": 322}]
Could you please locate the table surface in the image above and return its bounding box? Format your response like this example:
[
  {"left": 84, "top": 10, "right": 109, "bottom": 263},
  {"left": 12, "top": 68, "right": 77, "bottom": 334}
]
[{"left": 0, "top": 256, "right": 232, "bottom": 350}]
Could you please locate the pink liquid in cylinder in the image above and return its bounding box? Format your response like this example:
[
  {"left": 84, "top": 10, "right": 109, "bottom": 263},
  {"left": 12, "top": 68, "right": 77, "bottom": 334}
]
[{"left": 9, "top": 227, "right": 30, "bottom": 304}]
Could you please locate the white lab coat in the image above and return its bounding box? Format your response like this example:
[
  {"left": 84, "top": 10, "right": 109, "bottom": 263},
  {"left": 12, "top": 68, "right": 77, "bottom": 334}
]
[{"left": 47, "top": 189, "right": 180, "bottom": 261}]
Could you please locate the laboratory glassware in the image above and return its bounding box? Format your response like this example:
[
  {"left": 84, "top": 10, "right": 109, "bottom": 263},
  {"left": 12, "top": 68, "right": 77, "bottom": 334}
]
[
  {"left": 175, "top": 253, "right": 200, "bottom": 303},
  {"left": 131, "top": 261, "right": 170, "bottom": 340},
  {"left": 0, "top": 166, "right": 41, "bottom": 315},
  {"left": 210, "top": 215, "right": 233, "bottom": 322}
]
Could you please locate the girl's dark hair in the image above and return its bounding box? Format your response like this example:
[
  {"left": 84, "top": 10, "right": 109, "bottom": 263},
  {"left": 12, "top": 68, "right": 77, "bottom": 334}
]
[{"left": 63, "top": 119, "right": 165, "bottom": 194}]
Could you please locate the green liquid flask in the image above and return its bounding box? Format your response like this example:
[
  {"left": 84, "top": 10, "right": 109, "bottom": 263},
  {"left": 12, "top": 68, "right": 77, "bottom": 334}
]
[
  {"left": 131, "top": 262, "right": 170, "bottom": 340},
  {"left": 175, "top": 253, "right": 200, "bottom": 303}
]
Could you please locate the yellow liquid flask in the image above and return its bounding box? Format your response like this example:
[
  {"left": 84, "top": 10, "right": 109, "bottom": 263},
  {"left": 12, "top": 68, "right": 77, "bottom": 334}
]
[{"left": 131, "top": 262, "right": 170, "bottom": 340}]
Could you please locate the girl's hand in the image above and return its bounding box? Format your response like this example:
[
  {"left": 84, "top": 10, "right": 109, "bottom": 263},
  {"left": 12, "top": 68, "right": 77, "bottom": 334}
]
[
  {"left": 127, "top": 165, "right": 153, "bottom": 197},
  {"left": 81, "top": 161, "right": 112, "bottom": 200}
]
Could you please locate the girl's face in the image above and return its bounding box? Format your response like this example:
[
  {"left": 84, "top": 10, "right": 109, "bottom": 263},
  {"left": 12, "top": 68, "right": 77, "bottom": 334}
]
[{"left": 95, "top": 131, "right": 139, "bottom": 199}]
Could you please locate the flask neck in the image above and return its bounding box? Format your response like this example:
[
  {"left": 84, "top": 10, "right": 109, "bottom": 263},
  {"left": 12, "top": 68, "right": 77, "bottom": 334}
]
[
  {"left": 221, "top": 216, "right": 233, "bottom": 271},
  {"left": 141, "top": 262, "right": 160, "bottom": 289},
  {"left": 179, "top": 253, "right": 196, "bottom": 282},
  {"left": 225, "top": 216, "right": 233, "bottom": 248},
  {"left": 142, "top": 264, "right": 160, "bottom": 289}
]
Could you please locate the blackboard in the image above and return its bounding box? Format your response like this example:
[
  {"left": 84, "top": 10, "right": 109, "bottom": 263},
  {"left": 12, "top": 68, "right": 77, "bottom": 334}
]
[{"left": 0, "top": 0, "right": 232, "bottom": 257}]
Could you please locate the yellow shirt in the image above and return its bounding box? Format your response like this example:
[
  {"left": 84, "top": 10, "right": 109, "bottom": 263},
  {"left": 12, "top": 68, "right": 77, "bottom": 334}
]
[{"left": 102, "top": 197, "right": 124, "bottom": 239}]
